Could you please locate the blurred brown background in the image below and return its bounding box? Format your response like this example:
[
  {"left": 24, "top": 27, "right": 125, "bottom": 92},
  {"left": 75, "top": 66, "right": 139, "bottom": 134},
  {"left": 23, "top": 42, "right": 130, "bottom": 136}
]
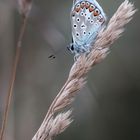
[{"left": 0, "top": 0, "right": 140, "bottom": 140}]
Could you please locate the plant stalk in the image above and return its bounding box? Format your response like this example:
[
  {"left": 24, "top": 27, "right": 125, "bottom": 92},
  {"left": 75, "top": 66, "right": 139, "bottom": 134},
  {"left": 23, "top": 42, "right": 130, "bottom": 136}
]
[{"left": 0, "top": 15, "right": 27, "bottom": 140}]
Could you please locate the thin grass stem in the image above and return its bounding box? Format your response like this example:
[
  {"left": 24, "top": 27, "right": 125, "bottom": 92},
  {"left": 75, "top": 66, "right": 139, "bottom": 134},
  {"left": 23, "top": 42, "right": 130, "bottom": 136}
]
[{"left": 0, "top": 15, "right": 27, "bottom": 140}]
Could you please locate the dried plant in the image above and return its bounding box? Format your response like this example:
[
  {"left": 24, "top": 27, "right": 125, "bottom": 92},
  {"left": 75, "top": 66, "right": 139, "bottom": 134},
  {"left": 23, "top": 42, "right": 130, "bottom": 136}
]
[
  {"left": 32, "top": 1, "right": 136, "bottom": 140},
  {"left": 0, "top": 0, "right": 33, "bottom": 140},
  {"left": 18, "top": 0, "right": 32, "bottom": 17}
]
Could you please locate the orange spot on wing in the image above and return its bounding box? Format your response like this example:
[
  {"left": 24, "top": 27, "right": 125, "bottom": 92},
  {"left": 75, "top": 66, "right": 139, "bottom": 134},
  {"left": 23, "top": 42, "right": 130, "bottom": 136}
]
[
  {"left": 75, "top": 7, "right": 81, "bottom": 12},
  {"left": 85, "top": 2, "right": 90, "bottom": 9},
  {"left": 80, "top": 2, "right": 85, "bottom": 9},
  {"left": 75, "top": 3, "right": 81, "bottom": 12},
  {"left": 93, "top": 10, "right": 99, "bottom": 16},
  {"left": 89, "top": 5, "right": 95, "bottom": 12}
]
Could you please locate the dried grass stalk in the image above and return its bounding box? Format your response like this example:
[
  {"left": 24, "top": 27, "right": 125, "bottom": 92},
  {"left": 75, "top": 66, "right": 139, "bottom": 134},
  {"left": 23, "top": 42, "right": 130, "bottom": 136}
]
[
  {"left": 0, "top": 1, "right": 33, "bottom": 140},
  {"left": 32, "top": 1, "right": 136, "bottom": 140},
  {"left": 18, "top": 0, "right": 32, "bottom": 17}
]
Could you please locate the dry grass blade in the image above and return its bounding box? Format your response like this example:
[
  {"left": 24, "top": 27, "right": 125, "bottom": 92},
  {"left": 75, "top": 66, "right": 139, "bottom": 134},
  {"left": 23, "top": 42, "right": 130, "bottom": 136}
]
[
  {"left": 0, "top": 0, "right": 33, "bottom": 139},
  {"left": 32, "top": 1, "right": 136, "bottom": 140},
  {"left": 0, "top": 17, "right": 27, "bottom": 140},
  {"left": 18, "top": 0, "right": 33, "bottom": 17}
]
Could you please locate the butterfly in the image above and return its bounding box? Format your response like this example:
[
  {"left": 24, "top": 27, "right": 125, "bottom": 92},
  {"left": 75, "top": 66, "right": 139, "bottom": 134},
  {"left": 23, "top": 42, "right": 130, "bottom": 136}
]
[{"left": 68, "top": 0, "right": 107, "bottom": 60}]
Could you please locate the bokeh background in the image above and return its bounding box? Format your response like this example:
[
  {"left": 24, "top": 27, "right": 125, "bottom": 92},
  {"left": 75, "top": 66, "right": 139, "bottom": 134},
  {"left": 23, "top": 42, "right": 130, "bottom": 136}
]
[{"left": 0, "top": 0, "right": 140, "bottom": 140}]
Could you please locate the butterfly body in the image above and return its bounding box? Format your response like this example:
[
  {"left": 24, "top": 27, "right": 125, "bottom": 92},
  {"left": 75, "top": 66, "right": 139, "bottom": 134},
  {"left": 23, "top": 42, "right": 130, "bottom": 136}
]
[{"left": 68, "top": 0, "right": 106, "bottom": 59}]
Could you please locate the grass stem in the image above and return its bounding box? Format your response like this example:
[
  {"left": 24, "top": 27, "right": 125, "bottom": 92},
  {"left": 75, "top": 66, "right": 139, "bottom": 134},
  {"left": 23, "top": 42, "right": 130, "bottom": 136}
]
[{"left": 0, "top": 15, "right": 27, "bottom": 140}]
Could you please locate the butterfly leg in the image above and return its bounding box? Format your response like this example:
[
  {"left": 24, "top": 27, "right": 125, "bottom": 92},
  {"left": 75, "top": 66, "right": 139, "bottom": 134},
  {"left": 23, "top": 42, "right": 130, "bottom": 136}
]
[
  {"left": 83, "top": 44, "right": 91, "bottom": 53},
  {"left": 74, "top": 53, "right": 80, "bottom": 61}
]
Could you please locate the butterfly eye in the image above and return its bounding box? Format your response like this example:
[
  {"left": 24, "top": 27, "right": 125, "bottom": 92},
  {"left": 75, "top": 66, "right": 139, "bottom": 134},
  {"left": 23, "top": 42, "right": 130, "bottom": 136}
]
[
  {"left": 89, "top": 4, "right": 95, "bottom": 12},
  {"left": 85, "top": 2, "right": 90, "bottom": 9},
  {"left": 75, "top": 4, "right": 81, "bottom": 12},
  {"left": 94, "top": 8, "right": 100, "bottom": 16},
  {"left": 80, "top": 1, "right": 85, "bottom": 8},
  {"left": 70, "top": 45, "right": 74, "bottom": 51}
]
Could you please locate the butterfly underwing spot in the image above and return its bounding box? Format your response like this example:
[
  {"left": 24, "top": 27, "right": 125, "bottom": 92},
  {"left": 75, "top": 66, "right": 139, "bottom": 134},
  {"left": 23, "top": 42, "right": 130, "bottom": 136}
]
[
  {"left": 93, "top": 8, "right": 100, "bottom": 16},
  {"left": 99, "top": 18, "right": 104, "bottom": 22},
  {"left": 72, "top": 13, "right": 75, "bottom": 17},
  {"left": 75, "top": 3, "right": 81, "bottom": 12},
  {"left": 74, "top": 24, "right": 77, "bottom": 28},
  {"left": 76, "top": 33, "right": 79, "bottom": 36},
  {"left": 87, "top": 17, "right": 91, "bottom": 21},
  {"left": 80, "top": 1, "right": 85, "bottom": 9},
  {"left": 83, "top": 31, "right": 86, "bottom": 35},
  {"left": 89, "top": 4, "right": 95, "bottom": 12},
  {"left": 94, "top": 22, "right": 98, "bottom": 26},
  {"left": 81, "top": 12, "right": 84, "bottom": 16},
  {"left": 81, "top": 24, "right": 86, "bottom": 28},
  {"left": 90, "top": 20, "right": 94, "bottom": 24},
  {"left": 97, "top": 15, "right": 104, "bottom": 23},
  {"left": 85, "top": 1, "right": 90, "bottom": 9},
  {"left": 76, "top": 18, "right": 80, "bottom": 22}
]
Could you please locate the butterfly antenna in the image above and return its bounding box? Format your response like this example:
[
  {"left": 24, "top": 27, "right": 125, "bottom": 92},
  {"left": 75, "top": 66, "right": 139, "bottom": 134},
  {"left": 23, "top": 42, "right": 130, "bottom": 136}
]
[{"left": 48, "top": 54, "right": 56, "bottom": 59}]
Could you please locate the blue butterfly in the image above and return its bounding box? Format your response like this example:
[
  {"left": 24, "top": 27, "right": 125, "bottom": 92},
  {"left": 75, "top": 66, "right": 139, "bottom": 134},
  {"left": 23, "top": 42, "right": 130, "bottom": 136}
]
[{"left": 68, "top": 0, "right": 107, "bottom": 59}]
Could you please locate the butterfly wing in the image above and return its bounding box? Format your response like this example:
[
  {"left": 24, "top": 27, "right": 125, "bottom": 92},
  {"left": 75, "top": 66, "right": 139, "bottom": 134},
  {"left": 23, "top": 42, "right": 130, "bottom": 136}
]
[{"left": 70, "top": 0, "right": 106, "bottom": 54}]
